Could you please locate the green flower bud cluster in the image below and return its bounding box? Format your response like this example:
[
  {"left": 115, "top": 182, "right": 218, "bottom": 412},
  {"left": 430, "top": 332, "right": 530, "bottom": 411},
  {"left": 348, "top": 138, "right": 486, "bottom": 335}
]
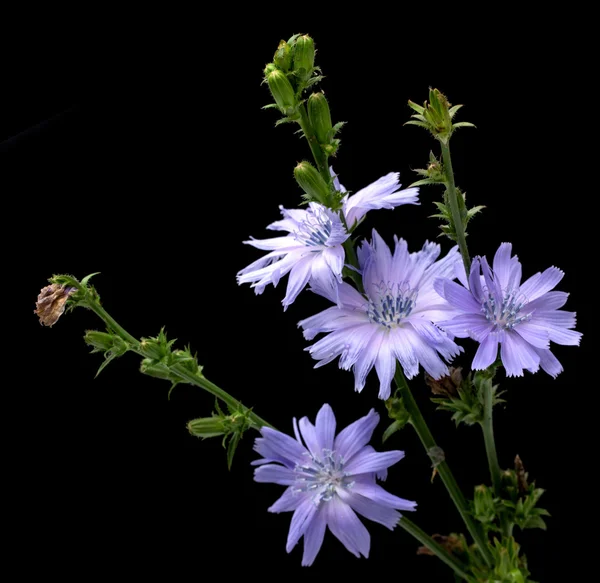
[
  {"left": 188, "top": 400, "right": 254, "bottom": 469},
  {"left": 473, "top": 484, "right": 498, "bottom": 526},
  {"left": 487, "top": 537, "right": 530, "bottom": 583},
  {"left": 262, "top": 34, "right": 346, "bottom": 207},
  {"left": 139, "top": 328, "right": 204, "bottom": 397},
  {"left": 501, "top": 458, "right": 550, "bottom": 532},
  {"left": 407, "top": 88, "right": 475, "bottom": 144},
  {"left": 431, "top": 369, "right": 505, "bottom": 427},
  {"left": 263, "top": 34, "right": 320, "bottom": 122}
]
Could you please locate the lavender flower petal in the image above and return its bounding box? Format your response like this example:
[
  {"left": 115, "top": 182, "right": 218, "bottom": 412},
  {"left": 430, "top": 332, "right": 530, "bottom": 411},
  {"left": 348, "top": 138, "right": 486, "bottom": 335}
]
[
  {"left": 350, "top": 480, "right": 417, "bottom": 511},
  {"left": 338, "top": 489, "right": 401, "bottom": 530},
  {"left": 315, "top": 404, "right": 336, "bottom": 451},
  {"left": 325, "top": 498, "right": 370, "bottom": 558},
  {"left": 254, "top": 464, "right": 297, "bottom": 485},
  {"left": 472, "top": 334, "right": 499, "bottom": 370},
  {"left": 343, "top": 172, "right": 419, "bottom": 228},
  {"left": 286, "top": 498, "right": 319, "bottom": 553},
  {"left": 301, "top": 510, "right": 327, "bottom": 566},
  {"left": 344, "top": 450, "right": 405, "bottom": 475},
  {"left": 269, "top": 488, "right": 308, "bottom": 513},
  {"left": 333, "top": 409, "right": 379, "bottom": 461}
]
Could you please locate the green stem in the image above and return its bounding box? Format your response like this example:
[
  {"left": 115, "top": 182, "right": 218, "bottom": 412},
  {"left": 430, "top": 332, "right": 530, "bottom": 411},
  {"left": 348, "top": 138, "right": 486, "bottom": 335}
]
[
  {"left": 87, "top": 300, "right": 139, "bottom": 347},
  {"left": 440, "top": 140, "right": 471, "bottom": 275},
  {"left": 86, "top": 297, "right": 274, "bottom": 430},
  {"left": 298, "top": 103, "right": 331, "bottom": 187},
  {"left": 342, "top": 239, "right": 364, "bottom": 293},
  {"left": 394, "top": 365, "right": 493, "bottom": 567},
  {"left": 481, "top": 381, "right": 511, "bottom": 537},
  {"left": 399, "top": 517, "right": 471, "bottom": 581}
]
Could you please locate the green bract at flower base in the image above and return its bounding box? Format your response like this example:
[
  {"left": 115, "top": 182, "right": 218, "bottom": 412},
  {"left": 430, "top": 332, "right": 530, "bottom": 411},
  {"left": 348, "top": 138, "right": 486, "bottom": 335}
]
[{"left": 188, "top": 400, "right": 255, "bottom": 470}]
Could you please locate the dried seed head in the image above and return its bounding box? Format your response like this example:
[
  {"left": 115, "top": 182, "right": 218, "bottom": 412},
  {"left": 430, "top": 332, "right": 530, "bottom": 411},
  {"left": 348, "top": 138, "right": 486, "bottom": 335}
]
[
  {"left": 34, "top": 284, "right": 76, "bottom": 327},
  {"left": 425, "top": 366, "right": 463, "bottom": 397},
  {"left": 514, "top": 454, "right": 529, "bottom": 493},
  {"left": 417, "top": 533, "right": 464, "bottom": 556}
]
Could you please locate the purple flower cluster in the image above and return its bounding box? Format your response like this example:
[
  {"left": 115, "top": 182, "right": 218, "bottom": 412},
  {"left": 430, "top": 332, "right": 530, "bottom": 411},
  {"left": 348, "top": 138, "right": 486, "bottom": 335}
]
[{"left": 239, "top": 167, "right": 580, "bottom": 566}]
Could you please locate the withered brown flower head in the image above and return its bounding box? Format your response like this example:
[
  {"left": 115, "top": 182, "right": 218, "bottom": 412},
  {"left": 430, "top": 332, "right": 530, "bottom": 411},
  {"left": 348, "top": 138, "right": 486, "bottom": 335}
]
[
  {"left": 34, "top": 284, "right": 76, "bottom": 327},
  {"left": 417, "top": 533, "right": 464, "bottom": 556},
  {"left": 514, "top": 454, "right": 529, "bottom": 493},
  {"left": 425, "top": 367, "right": 463, "bottom": 397}
]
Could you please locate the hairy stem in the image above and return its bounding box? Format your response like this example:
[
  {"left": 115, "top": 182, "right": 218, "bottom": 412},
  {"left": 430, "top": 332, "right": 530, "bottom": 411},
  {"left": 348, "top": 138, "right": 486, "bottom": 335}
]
[
  {"left": 394, "top": 365, "right": 493, "bottom": 566},
  {"left": 481, "top": 380, "right": 511, "bottom": 537},
  {"left": 86, "top": 298, "right": 273, "bottom": 430},
  {"left": 298, "top": 103, "right": 331, "bottom": 187},
  {"left": 440, "top": 140, "right": 471, "bottom": 275},
  {"left": 399, "top": 517, "right": 471, "bottom": 581}
]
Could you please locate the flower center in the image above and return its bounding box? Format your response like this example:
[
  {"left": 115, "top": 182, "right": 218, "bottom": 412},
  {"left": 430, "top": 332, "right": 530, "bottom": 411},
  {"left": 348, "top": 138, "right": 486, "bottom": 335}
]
[
  {"left": 481, "top": 288, "right": 531, "bottom": 330},
  {"left": 293, "top": 449, "right": 354, "bottom": 504},
  {"left": 294, "top": 206, "right": 334, "bottom": 247},
  {"left": 367, "top": 283, "right": 418, "bottom": 328}
]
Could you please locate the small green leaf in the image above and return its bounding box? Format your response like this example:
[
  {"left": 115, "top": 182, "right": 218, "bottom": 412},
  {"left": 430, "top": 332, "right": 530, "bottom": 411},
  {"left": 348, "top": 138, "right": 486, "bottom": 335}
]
[
  {"left": 274, "top": 116, "right": 296, "bottom": 126},
  {"left": 409, "top": 178, "right": 444, "bottom": 188},
  {"left": 227, "top": 431, "right": 242, "bottom": 471},
  {"left": 448, "top": 104, "right": 464, "bottom": 118},
  {"left": 382, "top": 420, "right": 406, "bottom": 443},
  {"left": 80, "top": 272, "right": 101, "bottom": 287},
  {"left": 404, "top": 120, "right": 430, "bottom": 129},
  {"left": 95, "top": 352, "right": 119, "bottom": 378},
  {"left": 524, "top": 515, "right": 547, "bottom": 530},
  {"left": 452, "top": 122, "right": 477, "bottom": 129},
  {"left": 466, "top": 205, "right": 486, "bottom": 220},
  {"left": 407, "top": 100, "right": 425, "bottom": 114}
]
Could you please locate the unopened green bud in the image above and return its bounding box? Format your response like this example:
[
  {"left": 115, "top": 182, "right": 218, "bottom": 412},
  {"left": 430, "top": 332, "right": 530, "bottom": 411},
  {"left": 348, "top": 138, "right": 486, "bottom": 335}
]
[
  {"left": 140, "top": 358, "right": 174, "bottom": 381},
  {"left": 187, "top": 417, "right": 226, "bottom": 439},
  {"left": 263, "top": 62, "right": 278, "bottom": 77},
  {"left": 308, "top": 92, "right": 332, "bottom": 145},
  {"left": 140, "top": 338, "right": 165, "bottom": 360},
  {"left": 267, "top": 69, "right": 296, "bottom": 113},
  {"left": 502, "top": 468, "right": 519, "bottom": 492},
  {"left": 172, "top": 349, "right": 201, "bottom": 376},
  {"left": 84, "top": 330, "right": 117, "bottom": 351},
  {"left": 273, "top": 40, "right": 292, "bottom": 72},
  {"left": 474, "top": 484, "right": 496, "bottom": 524},
  {"left": 507, "top": 570, "right": 525, "bottom": 583},
  {"left": 84, "top": 330, "right": 128, "bottom": 356},
  {"left": 294, "top": 161, "right": 330, "bottom": 204},
  {"left": 293, "top": 35, "right": 315, "bottom": 79}
]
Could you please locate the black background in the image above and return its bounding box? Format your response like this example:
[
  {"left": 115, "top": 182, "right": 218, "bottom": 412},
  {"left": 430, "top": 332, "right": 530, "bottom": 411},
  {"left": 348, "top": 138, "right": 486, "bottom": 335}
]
[{"left": 9, "top": 19, "right": 592, "bottom": 582}]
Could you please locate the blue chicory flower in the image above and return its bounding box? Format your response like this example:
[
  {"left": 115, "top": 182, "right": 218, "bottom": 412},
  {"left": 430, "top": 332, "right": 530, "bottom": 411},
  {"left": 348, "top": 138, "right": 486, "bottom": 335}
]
[
  {"left": 299, "top": 230, "right": 462, "bottom": 399},
  {"left": 237, "top": 170, "right": 419, "bottom": 310},
  {"left": 253, "top": 404, "right": 416, "bottom": 566},
  {"left": 434, "top": 242, "right": 581, "bottom": 377}
]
